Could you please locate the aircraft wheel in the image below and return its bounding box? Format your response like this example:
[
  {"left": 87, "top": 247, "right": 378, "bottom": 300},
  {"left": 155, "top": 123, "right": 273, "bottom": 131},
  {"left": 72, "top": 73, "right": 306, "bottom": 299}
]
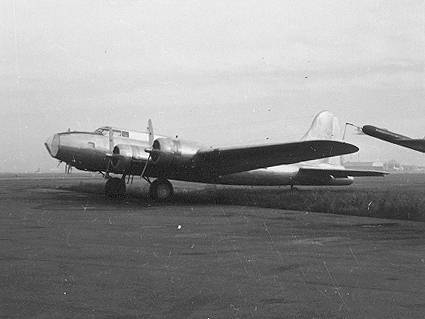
[
  {"left": 105, "top": 177, "right": 126, "bottom": 198},
  {"left": 149, "top": 179, "right": 174, "bottom": 201}
]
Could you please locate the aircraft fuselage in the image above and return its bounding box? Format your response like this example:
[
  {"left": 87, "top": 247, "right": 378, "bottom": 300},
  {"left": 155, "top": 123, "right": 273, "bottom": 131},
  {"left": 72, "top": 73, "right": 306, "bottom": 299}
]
[{"left": 45, "top": 130, "right": 354, "bottom": 187}]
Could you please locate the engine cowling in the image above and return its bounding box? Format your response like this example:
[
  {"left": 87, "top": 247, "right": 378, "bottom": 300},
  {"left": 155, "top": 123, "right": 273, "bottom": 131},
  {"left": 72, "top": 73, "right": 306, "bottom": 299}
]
[
  {"left": 111, "top": 144, "right": 146, "bottom": 172},
  {"left": 295, "top": 173, "right": 354, "bottom": 186},
  {"left": 328, "top": 176, "right": 354, "bottom": 186},
  {"left": 149, "top": 138, "right": 200, "bottom": 167}
]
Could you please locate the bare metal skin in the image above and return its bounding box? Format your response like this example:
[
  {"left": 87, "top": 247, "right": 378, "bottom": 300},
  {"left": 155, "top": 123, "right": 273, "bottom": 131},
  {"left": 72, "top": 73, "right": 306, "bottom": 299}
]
[{"left": 45, "top": 112, "right": 386, "bottom": 200}]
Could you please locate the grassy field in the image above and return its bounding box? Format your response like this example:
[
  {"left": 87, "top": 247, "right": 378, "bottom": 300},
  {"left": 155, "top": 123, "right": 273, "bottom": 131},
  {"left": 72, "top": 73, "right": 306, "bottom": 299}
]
[
  {"left": 2, "top": 172, "right": 424, "bottom": 222},
  {"left": 172, "top": 174, "right": 425, "bottom": 222},
  {"left": 47, "top": 173, "right": 425, "bottom": 222}
]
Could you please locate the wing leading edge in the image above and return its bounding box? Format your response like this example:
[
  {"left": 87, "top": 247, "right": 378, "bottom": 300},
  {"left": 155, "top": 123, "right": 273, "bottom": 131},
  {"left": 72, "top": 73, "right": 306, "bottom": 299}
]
[{"left": 194, "top": 140, "right": 359, "bottom": 176}]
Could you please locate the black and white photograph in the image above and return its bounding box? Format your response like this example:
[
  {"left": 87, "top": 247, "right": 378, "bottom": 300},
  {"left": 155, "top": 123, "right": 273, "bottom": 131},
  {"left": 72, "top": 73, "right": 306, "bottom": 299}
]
[{"left": 1, "top": 1, "right": 424, "bottom": 318}]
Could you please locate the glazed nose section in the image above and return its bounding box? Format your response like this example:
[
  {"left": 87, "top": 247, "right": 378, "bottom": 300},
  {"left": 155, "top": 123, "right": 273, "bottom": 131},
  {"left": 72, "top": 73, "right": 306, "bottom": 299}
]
[{"left": 44, "top": 134, "right": 60, "bottom": 158}]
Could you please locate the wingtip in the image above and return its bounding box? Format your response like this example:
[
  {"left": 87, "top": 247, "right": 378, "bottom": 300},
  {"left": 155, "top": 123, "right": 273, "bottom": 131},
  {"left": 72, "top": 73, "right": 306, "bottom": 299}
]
[
  {"left": 349, "top": 143, "right": 359, "bottom": 153},
  {"left": 337, "top": 141, "right": 359, "bottom": 155}
]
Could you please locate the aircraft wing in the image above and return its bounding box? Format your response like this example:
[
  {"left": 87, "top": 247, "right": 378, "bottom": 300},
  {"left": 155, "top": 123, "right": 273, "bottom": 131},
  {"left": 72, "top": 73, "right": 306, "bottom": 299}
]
[
  {"left": 194, "top": 140, "right": 359, "bottom": 176},
  {"left": 362, "top": 125, "right": 425, "bottom": 153},
  {"left": 298, "top": 167, "right": 388, "bottom": 178},
  {"left": 397, "top": 139, "right": 425, "bottom": 153}
]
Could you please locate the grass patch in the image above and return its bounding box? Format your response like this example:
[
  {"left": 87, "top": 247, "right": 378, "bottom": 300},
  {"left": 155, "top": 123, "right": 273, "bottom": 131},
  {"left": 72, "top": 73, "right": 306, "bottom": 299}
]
[
  {"left": 174, "top": 174, "right": 425, "bottom": 222},
  {"left": 60, "top": 173, "right": 425, "bottom": 222}
]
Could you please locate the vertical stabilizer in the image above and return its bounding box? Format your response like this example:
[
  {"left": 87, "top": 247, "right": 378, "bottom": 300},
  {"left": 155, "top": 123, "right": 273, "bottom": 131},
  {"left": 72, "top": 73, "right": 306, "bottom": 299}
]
[
  {"left": 302, "top": 111, "right": 341, "bottom": 141},
  {"left": 301, "top": 111, "right": 343, "bottom": 166}
]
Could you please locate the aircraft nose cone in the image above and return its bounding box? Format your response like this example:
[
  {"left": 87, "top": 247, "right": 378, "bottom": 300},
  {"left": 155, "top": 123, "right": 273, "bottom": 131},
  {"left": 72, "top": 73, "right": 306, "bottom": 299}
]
[{"left": 44, "top": 134, "right": 60, "bottom": 157}]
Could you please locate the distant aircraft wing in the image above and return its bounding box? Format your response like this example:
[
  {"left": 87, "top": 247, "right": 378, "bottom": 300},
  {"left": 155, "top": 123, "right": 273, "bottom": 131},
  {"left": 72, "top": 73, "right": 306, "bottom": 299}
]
[
  {"left": 194, "top": 140, "right": 359, "bottom": 176},
  {"left": 298, "top": 167, "right": 388, "bottom": 178},
  {"left": 396, "top": 139, "right": 425, "bottom": 153},
  {"left": 362, "top": 125, "right": 425, "bottom": 153}
]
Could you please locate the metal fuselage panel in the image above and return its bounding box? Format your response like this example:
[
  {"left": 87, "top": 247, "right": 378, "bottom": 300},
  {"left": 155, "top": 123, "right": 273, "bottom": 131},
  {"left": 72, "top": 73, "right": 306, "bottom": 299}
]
[
  {"left": 56, "top": 133, "right": 109, "bottom": 171},
  {"left": 48, "top": 132, "right": 150, "bottom": 172}
]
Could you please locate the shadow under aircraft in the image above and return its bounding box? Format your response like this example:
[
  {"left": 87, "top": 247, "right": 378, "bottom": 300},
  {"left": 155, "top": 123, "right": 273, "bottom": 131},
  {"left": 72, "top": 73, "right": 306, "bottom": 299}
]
[{"left": 45, "top": 111, "right": 386, "bottom": 201}]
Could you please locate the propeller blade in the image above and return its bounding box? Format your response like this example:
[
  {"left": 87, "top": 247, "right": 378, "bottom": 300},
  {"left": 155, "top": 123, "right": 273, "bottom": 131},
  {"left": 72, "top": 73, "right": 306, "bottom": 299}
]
[
  {"left": 147, "top": 119, "right": 154, "bottom": 146},
  {"left": 108, "top": 127, "right": 114, "bottom": 152}
]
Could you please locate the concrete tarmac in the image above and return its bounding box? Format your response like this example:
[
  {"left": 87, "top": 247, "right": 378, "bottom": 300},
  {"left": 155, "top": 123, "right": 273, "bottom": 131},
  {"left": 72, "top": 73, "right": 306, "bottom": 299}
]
[{"left": 1, "top": 176, "right": 425, "bottom": 318}]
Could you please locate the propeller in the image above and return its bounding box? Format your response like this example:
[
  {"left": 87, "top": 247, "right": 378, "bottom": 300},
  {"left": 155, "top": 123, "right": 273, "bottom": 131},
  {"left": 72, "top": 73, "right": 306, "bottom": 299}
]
[
  {"left": 147, "top": 119, "right": 154, "bottom": 146},
  {"left": 104, "top": 127, "right": 114, "bottom": 178},
  {"left": 141, "top": 119, "right": 154, "bottom": 180}
]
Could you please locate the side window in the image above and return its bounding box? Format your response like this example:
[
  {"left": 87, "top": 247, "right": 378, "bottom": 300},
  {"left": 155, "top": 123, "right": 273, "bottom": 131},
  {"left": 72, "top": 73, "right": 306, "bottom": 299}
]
[
  {"left": 88, "top": 142, "right": 95, "bottom": 148},
  {"left": 122, "top": 131, "right": 129, "bottom": 138},
  {"left": 113, "top": 130, "right": 121, "bottom": 137}
]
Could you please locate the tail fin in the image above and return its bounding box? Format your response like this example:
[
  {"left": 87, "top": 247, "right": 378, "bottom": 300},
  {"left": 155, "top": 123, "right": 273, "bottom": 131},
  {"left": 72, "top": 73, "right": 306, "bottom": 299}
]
[
  {"left": 302, "top": 110, "right": 341, "bottom": 141},
  {"left": 301, "top": 111, "right": 343, "bottom": 166}
]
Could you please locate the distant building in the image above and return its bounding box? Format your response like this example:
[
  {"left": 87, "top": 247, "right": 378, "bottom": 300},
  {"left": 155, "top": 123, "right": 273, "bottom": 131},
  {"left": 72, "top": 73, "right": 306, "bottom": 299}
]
[
  {"left": 344, "top": 160, "right": 425, "bottom": 173},
  {"left": 344, "top": 161, "right": 385, "bottom": 171}
]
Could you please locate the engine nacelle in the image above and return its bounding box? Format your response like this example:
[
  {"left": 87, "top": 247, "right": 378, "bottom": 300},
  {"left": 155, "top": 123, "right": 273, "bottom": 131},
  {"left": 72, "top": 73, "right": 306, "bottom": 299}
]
[
  {"left": 150, "top": 138, "right": 200, "bottom": 167},
  {"left": 111, "top": 144, "right": 146, "bottom": 172},
  {"left": 296, "top": 173, "right": 354, "bottom": 186},
  {"left": 328, "top": 176, "right": 354, "bottom": 186}
]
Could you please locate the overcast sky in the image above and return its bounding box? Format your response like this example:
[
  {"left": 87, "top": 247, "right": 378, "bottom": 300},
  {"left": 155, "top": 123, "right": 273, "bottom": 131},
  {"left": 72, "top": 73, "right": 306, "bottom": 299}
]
[{"left": 1, "top": 0, "right": 424, "bottom": 172}]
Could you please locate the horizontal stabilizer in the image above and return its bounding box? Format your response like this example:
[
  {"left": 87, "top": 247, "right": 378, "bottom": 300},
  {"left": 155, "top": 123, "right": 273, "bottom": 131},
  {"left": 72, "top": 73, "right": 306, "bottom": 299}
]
[{"left": 299, "top": 167, "right": 388, "bottom": 178}]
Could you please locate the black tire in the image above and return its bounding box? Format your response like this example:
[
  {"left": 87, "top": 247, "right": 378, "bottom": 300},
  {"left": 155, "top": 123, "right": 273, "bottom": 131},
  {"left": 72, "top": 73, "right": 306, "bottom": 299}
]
[
  {"left": 105, "top": 177, "right": 126, "bottom": 198},
  {"left": 149, "top": 179, "right": 174, "bottom": 201}
]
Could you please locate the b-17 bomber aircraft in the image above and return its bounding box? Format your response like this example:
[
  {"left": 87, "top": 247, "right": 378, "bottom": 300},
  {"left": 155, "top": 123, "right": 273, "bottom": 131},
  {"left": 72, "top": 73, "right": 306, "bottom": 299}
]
[
  {"left": 362, "top": 125, "right": 425, "bottom": 153},
  {"left": 44, "top": 111, "right": 386, "bottom": 201}
]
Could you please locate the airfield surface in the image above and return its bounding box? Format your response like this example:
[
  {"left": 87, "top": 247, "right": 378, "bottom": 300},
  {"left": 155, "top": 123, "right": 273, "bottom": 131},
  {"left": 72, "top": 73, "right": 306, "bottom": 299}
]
[{"left": 1, "top": 175, "right": 425, "bottom": 318}]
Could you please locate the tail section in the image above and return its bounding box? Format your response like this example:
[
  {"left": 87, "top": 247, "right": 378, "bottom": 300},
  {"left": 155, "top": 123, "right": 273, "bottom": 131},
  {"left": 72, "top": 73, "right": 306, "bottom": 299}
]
[
  {"left": 301, "top": 111, "right": 343, "bottom": 166},
  {"left": 302, "top": 110, "right": 341, "bottom": 141}
]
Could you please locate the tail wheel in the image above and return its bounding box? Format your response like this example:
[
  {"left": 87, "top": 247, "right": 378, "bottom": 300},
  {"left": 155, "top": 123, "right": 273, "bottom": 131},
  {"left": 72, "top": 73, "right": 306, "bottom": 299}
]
[
  {"left": 149, "top": 179, "right": 174, "bottom": 201},
  {"left": 105, "top": 177, "right": 126, "bottom": 198}
]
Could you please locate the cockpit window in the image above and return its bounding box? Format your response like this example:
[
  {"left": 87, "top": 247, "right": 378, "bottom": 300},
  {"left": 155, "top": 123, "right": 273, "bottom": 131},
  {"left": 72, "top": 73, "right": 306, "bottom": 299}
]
[
  {"left": 94, "top": 128, "right": 109, "bottom": 136},
  {"left": 95, "top": 128, "right": 129, "bottom": 138},
  {"left": 113, "top": 130, "right": 122, "bottom": 137}
]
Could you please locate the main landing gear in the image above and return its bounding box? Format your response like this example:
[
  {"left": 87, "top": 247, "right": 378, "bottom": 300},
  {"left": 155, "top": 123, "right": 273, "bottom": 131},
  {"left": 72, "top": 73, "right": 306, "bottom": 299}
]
[
  {"left": 104, "top": 176, "right": 174, "bottom": 201},
  {"left": 149, "top": 179, "right": 174, "bottom": 201}
]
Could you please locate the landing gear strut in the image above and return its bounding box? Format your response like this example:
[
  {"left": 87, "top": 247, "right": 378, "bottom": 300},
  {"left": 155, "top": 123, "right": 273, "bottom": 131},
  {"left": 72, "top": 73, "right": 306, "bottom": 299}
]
[
  {"left": 149, "top": 179, "right": 174, "bottom": 201},
  {"left": 105, "top": 177, "right": 126, "bottom": 198}
]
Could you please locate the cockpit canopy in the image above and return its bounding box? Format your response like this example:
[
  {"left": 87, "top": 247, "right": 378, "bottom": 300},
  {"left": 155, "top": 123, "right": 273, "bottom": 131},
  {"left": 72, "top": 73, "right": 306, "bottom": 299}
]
[
  {"left": 94, "top": 126, "right": 154, "bottom": 141},
  {"left": 94, "top": 127, "right": 129, "bottom": 138}
]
